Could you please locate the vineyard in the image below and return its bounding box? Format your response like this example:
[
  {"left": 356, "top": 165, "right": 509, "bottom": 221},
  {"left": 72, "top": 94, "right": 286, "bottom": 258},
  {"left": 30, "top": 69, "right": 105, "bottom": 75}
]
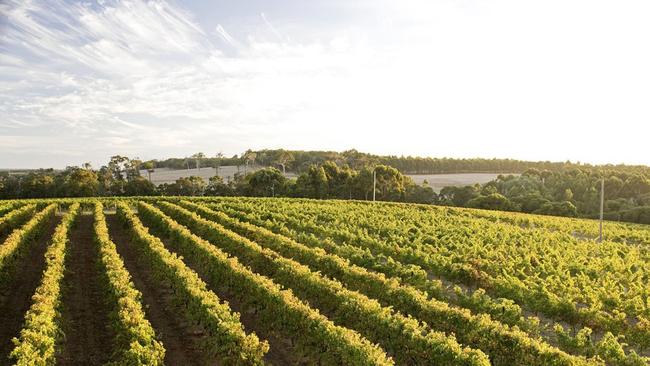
[{"left": 0, "top": 197, "right": 648, "bottom": 366}]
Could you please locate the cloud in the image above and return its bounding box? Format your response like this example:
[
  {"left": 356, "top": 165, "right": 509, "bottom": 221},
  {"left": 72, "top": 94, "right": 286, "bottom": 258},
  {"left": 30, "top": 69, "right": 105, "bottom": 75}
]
[
  {"left": 1, "top": 0, "right": 649, "bottom": 168},
  {"left": 215, "top": 24, "right": 238, "bottom": 47},
  {"left": 0, "top": 0, "right": 372, "bottom": 167},
  {"left": 260, "top": 12, "right": 287, "bottom": 43}
]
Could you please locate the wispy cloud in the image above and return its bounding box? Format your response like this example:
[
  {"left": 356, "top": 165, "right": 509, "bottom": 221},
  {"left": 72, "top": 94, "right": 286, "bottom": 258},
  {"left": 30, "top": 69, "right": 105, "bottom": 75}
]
[
  {"left": 215, "top": 24, "right": 238, "bottom": 47},
  {"left": 0, "top": 0, "right": 367, "bottom": 167},
  {"left": 260, "top": 12, "right": 287, "bottom": 43},
  {"left": 1, "top": 0, "right": 649, "bottom": 168}
]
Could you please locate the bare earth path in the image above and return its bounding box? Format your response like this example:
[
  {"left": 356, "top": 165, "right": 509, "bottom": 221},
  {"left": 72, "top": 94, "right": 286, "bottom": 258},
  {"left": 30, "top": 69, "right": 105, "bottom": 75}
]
[
  {"left": 0, "top": 216, "right": 59, "bottom": 366},
  {"left": 57, "top": 214, "right": 115, "bottom": 365},
  {"left": 142, "top": 219, "right": 309, "bottom": 365},
  {"left": 107, "top": 214, "right": 205, "bottom": 366}
]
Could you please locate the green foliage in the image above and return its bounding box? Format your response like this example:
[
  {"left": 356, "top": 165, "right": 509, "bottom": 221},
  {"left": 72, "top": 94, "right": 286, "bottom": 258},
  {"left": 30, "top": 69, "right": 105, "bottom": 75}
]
[
  {"left": 467, "top": 193, "right": 517, "bottom": 211},
  {"left": 0, "top": 204, "right": 56, "bottom": 279},
  {"left": 62, "top": 167, "right": 100, "bottom": 197},
  {"left": 124, "top": 176, "right": 157, "bottom": 196},
  {"left": 204, "top": 175, "right": 235, "bottom": 196},
  {"left": 0, "top": 203, "right": 37, "bottom": 236},
  {"left": 440, "top": 185, "right": 480, "bottom": 206},
  {"left": 94, "top": 202, "right": 165, "bottom": 364},
  {"left": 535, "top": 201, "right": 578, "bottom": 217},
  {"left": 212, "top": 197, "right": 650, "bottom": 359},
  {"left": 10, "top": 203, "right": 79, "bottom": 365},
  {"left": 3, "top": 196, "right": 650, "bottom": 365},
  {"left": 175, "top": 200, "right": 595, "bottom": 366},
  {"left": 245, "top": 167, "right": 286, "bottom": 196},
  {"left": 154, "top": 201, "right": 491, "bottom": 366},
  {"left": 116, "top": 201, "right": 269, "bottom": 365},
  {"left": 161, "top": 176, "right": 206, "bottom": 196},
  {"left": 3, "top": 150, "right": 650, "bottom": 225},
  {"left": 134, "top": 201, "right": 394, "bottom": 365}
]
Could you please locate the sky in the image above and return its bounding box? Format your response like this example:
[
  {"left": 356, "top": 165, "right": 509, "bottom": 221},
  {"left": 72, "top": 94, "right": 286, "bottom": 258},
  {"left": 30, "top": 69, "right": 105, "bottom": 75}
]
[{"left": 1, "top": 0, "right": 649, "bottom": 169}]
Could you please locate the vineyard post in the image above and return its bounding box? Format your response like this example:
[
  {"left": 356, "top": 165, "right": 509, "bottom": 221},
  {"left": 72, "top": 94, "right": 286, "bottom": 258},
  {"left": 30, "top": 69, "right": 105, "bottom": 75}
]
[
  {"left": 599, "top": 177, "right": 604, "bottom": 242},
  {"left": 372, "top": 169, "right": 376, "bottom": 202}
]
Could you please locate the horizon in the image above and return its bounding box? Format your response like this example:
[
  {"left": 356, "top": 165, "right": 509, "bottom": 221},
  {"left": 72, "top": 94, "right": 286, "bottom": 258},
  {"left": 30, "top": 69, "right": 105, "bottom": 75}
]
[
  {"left": 1, "top": 147, "right": 649, "bottom": 171},
  {"left": 2, "top": 0, "right": 650, "bottom": 168}
]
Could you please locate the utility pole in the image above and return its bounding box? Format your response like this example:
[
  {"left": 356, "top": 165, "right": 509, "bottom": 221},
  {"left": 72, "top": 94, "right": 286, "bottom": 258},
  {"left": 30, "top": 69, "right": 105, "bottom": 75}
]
[
  {"left": 372, "top": 169, "right": 376, "bottom": 202},
  {"left": 599, "top": 177, "right": 604, "bottom": 242}
]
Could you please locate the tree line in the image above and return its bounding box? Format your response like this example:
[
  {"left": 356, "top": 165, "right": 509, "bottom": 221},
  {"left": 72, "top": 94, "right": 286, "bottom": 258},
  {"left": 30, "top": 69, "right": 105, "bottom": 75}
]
[
  {"left": 439, "top": 168, "right": 650, "bottom": 224},
  {"left": 148, "top": 149, "right": 650, "bottom": 175},
  {"left": 2, "top": 151, "right": 649, "bottom": 224}
]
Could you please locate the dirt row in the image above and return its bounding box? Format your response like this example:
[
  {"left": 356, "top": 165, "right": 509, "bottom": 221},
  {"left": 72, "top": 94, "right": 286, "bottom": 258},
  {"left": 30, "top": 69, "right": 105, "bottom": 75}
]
[
  {"left": 136, "top": 218, "right": 309, "bottom": 365},
  {"left": 56, "top": 214, "right": 114, "bottom": 365},
  {"left": 0, "top": 211, "right": 303, "bottom": 365},
  {"left": 0, "top": 216, "right": 60, "bottom": 366},
  {"left": 106, "top": 215, "right": 207, "bottom": 366}
]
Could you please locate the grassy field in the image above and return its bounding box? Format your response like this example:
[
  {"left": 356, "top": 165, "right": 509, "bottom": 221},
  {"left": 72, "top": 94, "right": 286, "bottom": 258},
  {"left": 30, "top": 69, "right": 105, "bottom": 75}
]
[
  {"left": 143, "top": 167, "right": 508, "bottom": 192},
  {"left": 0, "top": 197, "right": 648, "bottom": 365}
]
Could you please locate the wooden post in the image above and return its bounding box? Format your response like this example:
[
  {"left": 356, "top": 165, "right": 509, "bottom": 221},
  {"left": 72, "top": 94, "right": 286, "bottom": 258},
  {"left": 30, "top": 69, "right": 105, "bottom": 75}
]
[
  {"left": 372, "top": 169, "right": 376, "bottom": 202},
  {"left": 599, "top": 178, "right": 604, "bottom": 242}
]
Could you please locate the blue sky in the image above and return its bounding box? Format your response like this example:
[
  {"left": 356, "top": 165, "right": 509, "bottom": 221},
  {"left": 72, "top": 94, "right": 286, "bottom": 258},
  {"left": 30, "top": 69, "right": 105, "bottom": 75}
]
[{"left": 1, "top": 0, "right": 649, "bottom": 169}]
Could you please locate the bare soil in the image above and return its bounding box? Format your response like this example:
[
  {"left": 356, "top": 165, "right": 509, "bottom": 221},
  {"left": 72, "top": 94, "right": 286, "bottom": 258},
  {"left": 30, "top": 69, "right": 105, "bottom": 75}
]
[
  {"left": 141, "top": 219, "right": 309, "bottom": 365},
  {"left": 0, "top": 215, "right": 59, "bottom": 366},
  {"left": 57, "top": 214, "right": 115, "bottom": 365},
  {"left": 106, "top": 214, "right": 208, "bottom": 366}
]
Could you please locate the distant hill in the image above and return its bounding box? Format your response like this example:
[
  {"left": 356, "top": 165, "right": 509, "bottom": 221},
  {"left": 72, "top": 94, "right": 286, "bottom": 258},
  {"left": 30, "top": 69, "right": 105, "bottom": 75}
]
[{"left": 145, "top": 149, "right": 650, "bottom": 176}]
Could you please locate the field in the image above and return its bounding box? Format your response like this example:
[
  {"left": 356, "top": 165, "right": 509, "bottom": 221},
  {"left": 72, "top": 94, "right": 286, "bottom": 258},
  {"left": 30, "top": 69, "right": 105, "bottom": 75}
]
[
  {"left": 406, "top": 173, "right": 515, "bottom": 191},
  {"left": 142, "top": 167, "right": 506, "bottom": 191},
  {"left": 140, "top": 167, "right": 299, "bottom": 185},
  {"left": 0, "top": 198, "right": 648, "bottom": 366}
]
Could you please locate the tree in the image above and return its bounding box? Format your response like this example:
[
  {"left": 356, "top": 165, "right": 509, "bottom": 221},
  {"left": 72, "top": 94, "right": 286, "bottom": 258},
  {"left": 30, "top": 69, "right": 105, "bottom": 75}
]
[
  {"left": 205, "top": 175, "right": 235, "bottom": 196},
  {"left": 128, "top": 158, "right": 143, "bottom": 180},
  {"left": 322, "top": 161, "right": 354, "bottom": 198},
  {"left": 246, "top": 168, "right": 286, "bottom": 197},
  {"left": 405, "top": 182, "right": 436, "bottom": 204},
  {"left": 275, "top": 150, "right": 295, "bottom": 174},
  {"left": 242, "top": 150, "right": 258, "bottom": 174},
  {"left": 621, "top": 175, "right": 650, "bottom": 198},
  {"left": 351, "top": 167, "right": 374, "bottom": 200},
  {"left": 373, "top": 165, "right": 406, "bottom": 201},
  {"left": 620, "top": 206, "right": 650, "bottom": 225},
  {"left": 467, "top": 193, "right": 517, "bottom": 211},
  {"left": 108, "top": 155, "right": 129, "bottom": 179},
  {"left": 191, "top": 152, "right": 206, "bottom": 170},
  {"left": 124, "top": 176, "right": 157, "bottom": 196},
  {"left": 439, "top": 185, "right": 480, "bottom": 206},
  {"left": 141, "top": 161, "right": 155, "bottom": 182},
  {"left": 215, "top": 152, "right": 225, "bottom": 175},
  {"left": 62, "top": 167, "right": 99, "bottom": 197},
  {"left": 21, "top": 171, "right": 56, "bottom": 198},
  {"left": 512, "top": 193, "right": 549, "bottom": 213},
  {"left": 534, "top": 201, "right": 578, "bottom": 217},
  {"left": 164, "top": 176, "right": 206, "bottom": 196},
  {"left": 307, "top": 165, "right": 328, "bottom": 198},
  {"left": 563, "top": 188, "right": 574, "bottom": 201}
]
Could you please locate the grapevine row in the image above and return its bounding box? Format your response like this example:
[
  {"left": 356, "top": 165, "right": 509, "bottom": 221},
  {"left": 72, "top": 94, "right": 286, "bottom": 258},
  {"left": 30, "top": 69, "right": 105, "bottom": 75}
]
[
  {"left": 208, "top": 199, "right": 536, "bottom": 331},
  {"left": 279, "top": 199, "right": 650, "bottom": 348},
  {"left": 211, "top": 198, "right": 650, "bottom": 362},
  {"left": 0, "top": 201, "right": 22, "bottom": 217},
  {"left": 147, "top": 201, "right": 490, "bottom": 366},
  {"left": 0, "top": 204, "right": 37, "bottom": 236},
  {"left": 175, "top": 199, "right": 599, "bottom": 366},
  {"left": 10, "top": 203, "right": 80, "bottom": 365},
  {"left": 93, "top": 202, "right": 166, "bottom": 364},
  {"left": 0, "top": 204, "right": 56, "bottom": 279},
  {"left": 115, "top": 201, "right": 269, "bottom": 365},
  {"left": 133, "top": 201, "right": 395, "bottom": 366}
]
